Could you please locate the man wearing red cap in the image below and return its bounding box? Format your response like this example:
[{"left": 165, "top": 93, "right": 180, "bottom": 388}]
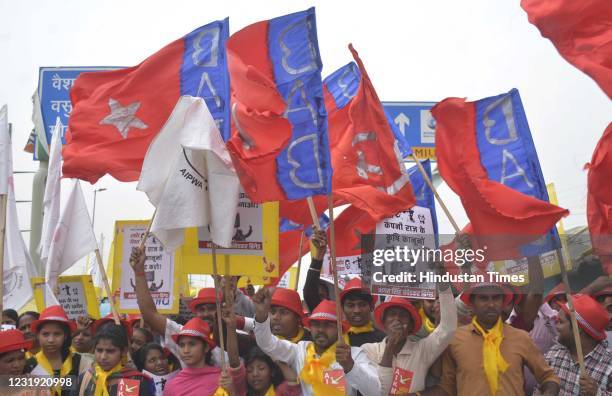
[
  {"left": 423, "top": 283, "right": 560, "bottom": 396},
  {"left": 270, "top": 288, "right": 311, "bottom": 343},
  {"left": 252, "top": 288, "right": 380, "bottom": 395},
  {"left": 340, "top": 277, "right": 386, "bottom": 346},
  {"left": 533, "top": 294, "right": 611, "bottom": 396},
  {"left": 360, "top": 265, "right": 456, "bottom": 395}
]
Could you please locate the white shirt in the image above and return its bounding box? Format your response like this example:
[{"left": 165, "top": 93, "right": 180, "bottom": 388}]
[
  {"left": 254, "top": 316, "right": 381, "bottom": 396},
  {"left": 361, "top": 287, "right": 457, "bottom": 394}
]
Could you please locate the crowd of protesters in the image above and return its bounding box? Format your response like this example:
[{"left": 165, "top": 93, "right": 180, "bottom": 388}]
[{"left": 0, "top": 231, "right": 610, "bottom": 395}]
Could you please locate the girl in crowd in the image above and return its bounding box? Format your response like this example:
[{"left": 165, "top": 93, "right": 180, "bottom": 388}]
[
  {"left": 0, "top": 329, "right": 32, "bottom": 375},
  {"left": 245, "top": 347, "right": 301, "bottom": 396},
  {"left": 72, "top": 316, "right": 94, "bottom": 355},
  {"left": 77, "top": 323, "right": 155, "bottom": 395},
  {"left": 134, "top": 343, "right": 177, "bottom": 395},
  {"left": 25, "top": 306, "right": 93, "bottom": 395},
  {"left": 130, "top": 327, "right": 154, "bottom": 357},
  {"left": 164, "top": 292, "right": 246, "bottom": 396}
]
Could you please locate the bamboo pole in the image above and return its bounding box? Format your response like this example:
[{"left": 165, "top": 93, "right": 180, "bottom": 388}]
[
  {"left": 95, "top": 248, "right": 120, "bottom": 325},
  {"left": 211, "top": 243, "right": 227, "bottom": 370},
  {"left": 326, "top": 194, "right": 344, "bottom": 339},
  {"left": 0, "top": 194, "right": 7, "bottom": 314},
  {"left": 293, "top": 231, "right": 305, "bottom": 291}
]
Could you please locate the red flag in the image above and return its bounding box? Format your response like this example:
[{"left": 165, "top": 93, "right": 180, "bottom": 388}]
[
  {"left": 586, "top": 122, "right": 612, "bottom": 274},
  {"left": 281, "top": 45, "right": 416, "bottom": 226},
  {"left": 433, "top": 97, "right": 568, "bottom": 260},
  {"left": 521, "top": 0, "right": 612, "bottom": 99},
  {"left": 63, "top": 20, "right": 230, "bottom": 183}
]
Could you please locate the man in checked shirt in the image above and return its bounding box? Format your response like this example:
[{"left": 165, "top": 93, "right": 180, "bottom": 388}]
[{"left": 534, "top": 294, "right": 611, "bottom": 396}]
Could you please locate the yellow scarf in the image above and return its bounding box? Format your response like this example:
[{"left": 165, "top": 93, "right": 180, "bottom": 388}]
[
  {"left": 472, "top": 317, "right": 509, "bottom": 396},
  {"left": 419, "top": 308, "right": 436, "bottom": 333},
  {"left": 35, "top": 350, "right": 73, "bottom": 395},
  {"left": 300, "top": 335, "right": 348, "bottom": 396},
  {"left": 93, "top": 363, "right": 122, "bottom": 396},
  {"left": 278, "top": 327, "right": 305, "bottom": 343},
  {"left": 348, "top": 322, "right": 374, "bottom": 334},
  {"left": 264, "top": 385, "right": 276, "bottom": 396}
]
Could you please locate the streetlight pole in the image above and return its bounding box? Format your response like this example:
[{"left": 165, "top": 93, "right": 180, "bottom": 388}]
[{"left": 92, "top": 188, "right": 107, "bottom": 230}]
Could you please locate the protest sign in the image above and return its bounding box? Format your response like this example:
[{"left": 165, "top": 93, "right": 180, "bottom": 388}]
[
  {"left": 362, "top": 205, "right": 437, "bottom": 299},
  {"left": 32, "top": 275, "right": 100, "bottom": 319},
  {"left": 181, "top": 189, "right": 279, "bottom": 277},
  {"left": 111, "top": 220, "right": 179, "bottom": 314}
]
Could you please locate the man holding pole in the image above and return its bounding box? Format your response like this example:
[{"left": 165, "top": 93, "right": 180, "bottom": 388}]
[
  {"left": 252, "top": 287, "right": 380, "bottom": 395},
  {"left": 533, "top": 294, "right": 611, "bottom": 396}
]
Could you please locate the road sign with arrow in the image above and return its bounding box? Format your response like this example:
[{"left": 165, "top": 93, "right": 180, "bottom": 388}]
[{"left": 383, "top": 101, "right": 437, "bottom": 160}]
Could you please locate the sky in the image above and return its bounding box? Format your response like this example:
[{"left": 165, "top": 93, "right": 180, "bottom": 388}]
[{"left": 0, "top": 1, "right": 610, "bottom": 290}]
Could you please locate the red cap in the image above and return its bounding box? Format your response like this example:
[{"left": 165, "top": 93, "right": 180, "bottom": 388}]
[
  {"left": 303, "top": 300, "right": 349, "bottom": 333},
  {"left": 373, "top": 297, "right": 422, "bottom": 335},
  {"left": 339, "top": 278, "right": 378, "bottom": 305},
  {"left": 91, "top": 314, "right": 133, "bottom": 338},
  {"left": 126, "top": 314, "right": 142, "bottom": 329},
  {"left": 544, "top": 283, "right": 566, "bottom": 304},
  {"left": 460, "top": 283, "right": 513, "bottom": 307},
  {"left": 0, "top": 329, "right": 33, "bottom": 354},
  {"left": 31, "top": 305, "right": 76, "bottom": 334},
  {"left": 271, "top": 288, "right": 304, "bottom": 319},
  {"left": 559, "top": 294, "right": 608, "bottom": 341},
  {"left": 502, "top": 283, "right": 523, "bottom": 306},
  {"left": 188, "top": 288, "right": 218, "bottom": 313},
  {"left": 171, "top": 317, "right": 216, "bottom": 349}
]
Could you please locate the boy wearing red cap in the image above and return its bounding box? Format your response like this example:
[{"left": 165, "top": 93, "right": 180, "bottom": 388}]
[
  {"left": 422, "top": 283, "right": 560, "bottom": 396},
  {"left": 0, "top": 329, "right": 33, "bottom": 375},
  {"left": 360, "top": 268, "right": 456, "bottom": 395},
  {"left": 270, "top": 288, "right": 311, "bottom": 343},
  {"left": 252, "top": 288, "right": 380, "bottom": 396},
  {"left": 533, "top": 294, "right": 611, "bottom": 396},
  {"left": 340, "top": 277, "right": 386, "bottom": 346}
]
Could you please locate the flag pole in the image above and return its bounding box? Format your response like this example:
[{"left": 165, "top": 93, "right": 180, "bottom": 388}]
[
  {"left": 0, "top": 194, "right": 8, "bottom": 314},
  {"left": 293, "top": 231, "right": 305, "bottom": 291},
  {"left": 557, "top": 249, "right": 586, "bottom": 375},
  {"left": 94, "top": 248, "right": 120, "bottom": 325},
  {"left": 138, "top": 209, "right": 157, "bottom": 251},
  {"left": 410, "top": 153, "right": 461, "bottom": 233},
  {"left": 211, "top": 243, "right": 227, "bottom": 370},
  {"left": 306, "top": 197, "right": 321, "bottom": 229},
  {"left": 326, "top": 194, "right": 344, "bottom": 339}
]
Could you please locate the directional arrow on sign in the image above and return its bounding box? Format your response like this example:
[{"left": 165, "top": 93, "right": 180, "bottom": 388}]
[{"left": 394, "top": 112, "right": 410, "bottom": 134}]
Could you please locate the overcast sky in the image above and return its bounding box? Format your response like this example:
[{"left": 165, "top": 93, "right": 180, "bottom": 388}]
[{"left": 1, "top": 0, "right": 610, "bottom": 285}]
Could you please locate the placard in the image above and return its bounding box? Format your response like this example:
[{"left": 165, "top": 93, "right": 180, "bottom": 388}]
[{"left": 33, "top": 275, "right": 100, "bottom": 319}]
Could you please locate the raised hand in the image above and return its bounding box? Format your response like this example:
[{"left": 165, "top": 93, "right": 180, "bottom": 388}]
[
  {"left": 310, "top": 229, "right": 327, "bottom": 260},
  {"left": 252, "top": 287, "right": 272, "bottom": 323},
  {"left": 129, "top": 246, "right": 146, "bottom": 274},
  {"left": 335, "top": 343, "right": 354, "bottom": 373}
]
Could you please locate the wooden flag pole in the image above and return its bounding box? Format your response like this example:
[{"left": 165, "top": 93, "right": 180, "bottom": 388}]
[
  {"left": 410, "top": 153, "right": 461, "bottom": 233},
  {"left": 95, "top": 248, "right": 120, "bottom": 325},
  {"left": 557, "top": 249, "right": 586, "bottom": 375},
  {"left": 293, "top": 231, "right": 305, "bottom": 291},
  {"left": 306, "top": 197, "right": 321, "bottom": 229},
  {"left": 0, "top": 194, "right": 8, "bottom": 315},
  {"left": 211, "top": 243, "right": 227, "bottom": 370},
  {"left": 138, "top": 209, "right": 157, "bottom": 251},
  {"left": 326, "top": 194, "right": 344, "bottom": 339}
]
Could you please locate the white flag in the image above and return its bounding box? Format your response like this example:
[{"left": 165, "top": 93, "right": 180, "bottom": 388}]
[
  {"left": 137, "top": 96, "right": 240, "bottom": 251},
  {"left": 1, "top": 105, "right": 35, "bottom": 311},
  {"left": 44, "top": 180, "right": 98, "bottom": 305},
  {"left": 40, "top": 117, "right": 63, "bottom": 265}
]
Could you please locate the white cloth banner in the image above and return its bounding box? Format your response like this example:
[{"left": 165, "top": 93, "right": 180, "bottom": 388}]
[
  {"left": 44, "top": 180, "right": 98, "bottom": 305},
  {"left": 1, "top": 105, "right": 35, "bottom": 310},
  {"left": 137, "top": 96, "right": 240, "bottom": 251},
  {"left": 40, "top": 117, "right": 63, "bottom": 265}
]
